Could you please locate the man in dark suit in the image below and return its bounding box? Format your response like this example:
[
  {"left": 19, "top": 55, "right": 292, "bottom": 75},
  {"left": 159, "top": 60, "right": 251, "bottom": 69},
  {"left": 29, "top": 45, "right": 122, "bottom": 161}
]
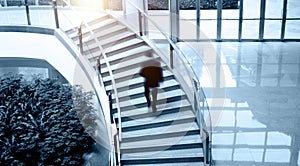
[{"left": 140, "top": 56, "right": 163, "bottom": 112}]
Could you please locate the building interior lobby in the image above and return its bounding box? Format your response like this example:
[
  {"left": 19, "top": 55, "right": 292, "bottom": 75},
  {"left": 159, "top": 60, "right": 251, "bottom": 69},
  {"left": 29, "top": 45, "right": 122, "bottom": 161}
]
[{"left": 0, "top": 0, "right": 300, "bottom": 165}]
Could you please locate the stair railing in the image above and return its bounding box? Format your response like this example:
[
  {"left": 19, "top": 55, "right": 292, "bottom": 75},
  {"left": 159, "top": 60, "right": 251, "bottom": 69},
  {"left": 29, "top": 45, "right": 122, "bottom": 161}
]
[
  {"left": 108, "top": 92, "right": 119, "bottom": 166},
  {"left": 78, "top": 22, "right": 84, "bottom": 54},
  {"left": 55, "top": 1, "right": 122, "bottom": 165},
  {"left": 53, "top": 0, "right": 59, "bottom": 28},
  {"left": 199, "top": 87, "right": 213, "bottom": 164},
  {"left": 109, "top": 1, "right": 212, "bottom": 165}
]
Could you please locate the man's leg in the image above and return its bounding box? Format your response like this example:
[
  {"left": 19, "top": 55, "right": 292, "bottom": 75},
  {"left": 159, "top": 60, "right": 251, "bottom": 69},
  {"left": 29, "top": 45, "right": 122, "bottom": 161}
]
[
  {"left": 144, "top": 85, "right": 151, "bottom": 107},
  {"left": 152, "top": 87, "right": 158, "bottom": 112}
]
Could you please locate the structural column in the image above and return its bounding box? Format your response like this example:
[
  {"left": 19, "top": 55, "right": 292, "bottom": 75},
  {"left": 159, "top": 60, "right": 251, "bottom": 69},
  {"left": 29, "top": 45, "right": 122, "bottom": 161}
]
[
  {"left": 196, "top": 0, "right": 201, "bottom": 41},
  {"left": 217, "top": 0, "right": 222, "bottom": 41},
  {"left": 169, "top": 0, "right": 179, "bottom": 43}
]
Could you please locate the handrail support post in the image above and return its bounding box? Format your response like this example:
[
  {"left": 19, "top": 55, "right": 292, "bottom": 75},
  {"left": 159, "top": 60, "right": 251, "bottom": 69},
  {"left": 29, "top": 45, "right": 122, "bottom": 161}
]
[
  {"left": 108, "top": 91, "right": 113, "bottom": 124},
  {"left": 53, "top": 0, "right": 59, "bottom": 29},
  {"left": 138, "top": 10, "right": 143, "bottom": 36},
  {"left": 78, "top": 23, "right": 83, "bottom": 54},
  {"left": 206, "top": 135, "right": 210, "bottom": 164},
  {"left": 25, "top": 0, "right": 31, "bottom": 25},
  {"left": 170, "top": 44, "right": 174, "bottom": 69}
]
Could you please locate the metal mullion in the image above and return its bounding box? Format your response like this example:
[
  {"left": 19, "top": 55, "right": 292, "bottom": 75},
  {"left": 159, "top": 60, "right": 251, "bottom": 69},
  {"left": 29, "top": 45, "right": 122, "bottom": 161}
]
[
  {"left": 243, "top": 18, "right": 260, "bottom": 20},
  {"left": 217, "top": 0, "right": 222, "bottom": 41},
  {"left": 238, "top": 0, "right": 244, "bottom": 41},
  {"left": 286, "top": 18, "right": 300, "bottom": 20},
  {"left": 265, "top": 18, "right": 284, "bottom": 20},
  {"left": 259, "top": 0, "right": 266, "bottom": 41},
  {"left": 281, "top": 0, "right": 288, "bottom": 41}
]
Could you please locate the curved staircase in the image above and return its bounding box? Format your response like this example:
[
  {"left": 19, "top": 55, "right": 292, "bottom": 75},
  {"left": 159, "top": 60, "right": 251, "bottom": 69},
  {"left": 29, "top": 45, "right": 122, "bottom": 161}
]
[{"left": 66, "top": 13, "right": 206, "bottom": 166}]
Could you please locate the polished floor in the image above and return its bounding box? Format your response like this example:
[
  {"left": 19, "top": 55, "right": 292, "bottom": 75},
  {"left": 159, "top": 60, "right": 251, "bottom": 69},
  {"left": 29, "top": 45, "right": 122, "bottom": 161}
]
[
  {"left": 188, "top": 41, "right": 300, "bottom": 166},
  {"left": 1, "top": 36, "right": 299, "bottom": 166},
  {"left": 1, "top": 6, "right": 300, "bottom": 166}
]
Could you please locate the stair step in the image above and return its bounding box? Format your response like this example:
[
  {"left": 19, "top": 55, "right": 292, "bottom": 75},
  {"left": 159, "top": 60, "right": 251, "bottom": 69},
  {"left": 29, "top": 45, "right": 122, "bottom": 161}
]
[
  {"left": 113, "top": 80, "right": 179, "bottom": 102},
  {"left": 101, "top": 55, "right": 161, "bottom": 78},
  {"left": 118, "top": 78, "right": 179, "bottom": 96},
  {"left": 112, "top": 94, "right": 185, "bottom": 114},
  {"left": 84, "top": 14, "right": 110, "bottom": 27},
  {"left": 121, "top": 141, "right": 202, "bottom": 153},
  {"left": 84, "top": 38, "right": 146, "bottom": 60},
  {"left": 120, "top": 110, "right": 195, "bottom": 130},
  {"left": 100, "top": 46, "right": 153, "bottom": 66},
  {"left": 70, "top": 18, "right": 118, "bottom": 40},
  {"left": 120, "top": 116, "right": 195, "bottom": 132},
  {"left": 64, "top": 14, "right": 110, "bottom": 35},
  {"left": 90, "top": 45, "right": 153, "bottom": 69},
  {"left": 81, "top": 24, "right": 129, "bottom": 48},
  {"left": 85, "top": 31, "right": 137, "bottom": 51},
  {"left": 117, "top": 99, "right": 191, "bottom": 119},
  {"left": 121, "top": 157, "right": 204, "bottom": 165},
  {"left": 121, "top": 134, "right": 201, "bottom": 149},
  {"left": 103, "top": 67, "right": 172, "bottom": 86},
  {"left": 121, "top": 122, "right": 199, "bottom": 140},
  {"left": 104, "top": 38, "right": 146, "bottom": 57},
  {"left": 121, "top": 162, "right": 205, "bottom": 166},
  {"left": 122, "top": 129, "right": 200, "bottom": 142},
  {"left": 85, "top": 17, "right": 116, "bottom": 32},
  {"left": 112, "top": 88, "right": 186, "bottom": 110},
  {"left": 65, "top": 27, "right": 77, "bottom": 36},
  {"left": 105, "top": 73, "right": 175, "bottom": 94},
  {"left": 122, "top": 148, "right": 203, "bottom": 160}
]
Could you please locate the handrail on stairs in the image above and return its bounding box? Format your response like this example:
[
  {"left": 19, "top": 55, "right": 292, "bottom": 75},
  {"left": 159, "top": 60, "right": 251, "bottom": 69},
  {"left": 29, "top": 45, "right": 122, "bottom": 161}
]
[
  {"left": 109, "top": 0, "right": 213, "bottom": 165},
  {"left": 53, "top": 1, "right": 122, "bottom": 165},
  {"left": 78, "top": 22, "right": 84, "bottom": 55}
]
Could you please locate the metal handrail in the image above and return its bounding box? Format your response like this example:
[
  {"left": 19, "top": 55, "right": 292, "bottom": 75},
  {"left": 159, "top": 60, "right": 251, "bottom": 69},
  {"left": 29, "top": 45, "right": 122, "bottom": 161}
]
[
  {"left": 199, "top": 87, "right": 212, "bottom": 164},
  {"left": 57, "top": 1, "right": 122, "bottom": 165},
  {"left": 119, "top": 0, "right": 212, "bottom": 164}
]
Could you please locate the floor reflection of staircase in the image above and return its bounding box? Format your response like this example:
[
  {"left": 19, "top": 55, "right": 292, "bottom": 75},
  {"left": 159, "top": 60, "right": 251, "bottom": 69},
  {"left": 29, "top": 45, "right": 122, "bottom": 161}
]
[{"left": 66, "top": 13, "right": 205, "bottom": 166}]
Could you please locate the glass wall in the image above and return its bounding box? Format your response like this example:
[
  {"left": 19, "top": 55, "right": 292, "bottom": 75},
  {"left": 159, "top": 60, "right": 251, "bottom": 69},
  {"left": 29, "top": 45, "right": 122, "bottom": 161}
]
[
  {"left": 200, "top": 9, "right": 218, "bottom": 40},
  {"left": 174, "top": 0, "right": 300, "bottom": 41},
  {"left": 264, "top": 0, "right": 283, "bottom": 39}
]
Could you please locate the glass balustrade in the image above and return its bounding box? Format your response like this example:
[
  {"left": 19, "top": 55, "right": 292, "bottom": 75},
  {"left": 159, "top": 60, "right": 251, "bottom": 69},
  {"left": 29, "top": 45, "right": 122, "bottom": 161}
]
[{"left": 108, "top": 0, "right": 213, "bottom": 164}]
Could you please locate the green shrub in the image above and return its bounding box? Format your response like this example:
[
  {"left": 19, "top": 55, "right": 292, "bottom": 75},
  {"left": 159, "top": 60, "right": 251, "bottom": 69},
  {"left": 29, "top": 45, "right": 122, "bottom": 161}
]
[{"left": 0, "top": 73, "right": 95, "bottom": 165}]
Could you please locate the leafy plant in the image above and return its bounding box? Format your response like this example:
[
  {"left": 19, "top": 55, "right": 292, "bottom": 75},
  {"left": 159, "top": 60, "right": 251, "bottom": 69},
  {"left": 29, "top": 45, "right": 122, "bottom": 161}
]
[{"left": 0, "top": 73, "right": 96, "bottom": 165}]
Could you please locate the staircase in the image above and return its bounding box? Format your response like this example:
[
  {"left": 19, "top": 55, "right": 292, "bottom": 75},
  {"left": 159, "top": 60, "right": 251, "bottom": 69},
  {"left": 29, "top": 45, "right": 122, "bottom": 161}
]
[{"left": 66, "top": 13, "right": 205, "bottom": 166}]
